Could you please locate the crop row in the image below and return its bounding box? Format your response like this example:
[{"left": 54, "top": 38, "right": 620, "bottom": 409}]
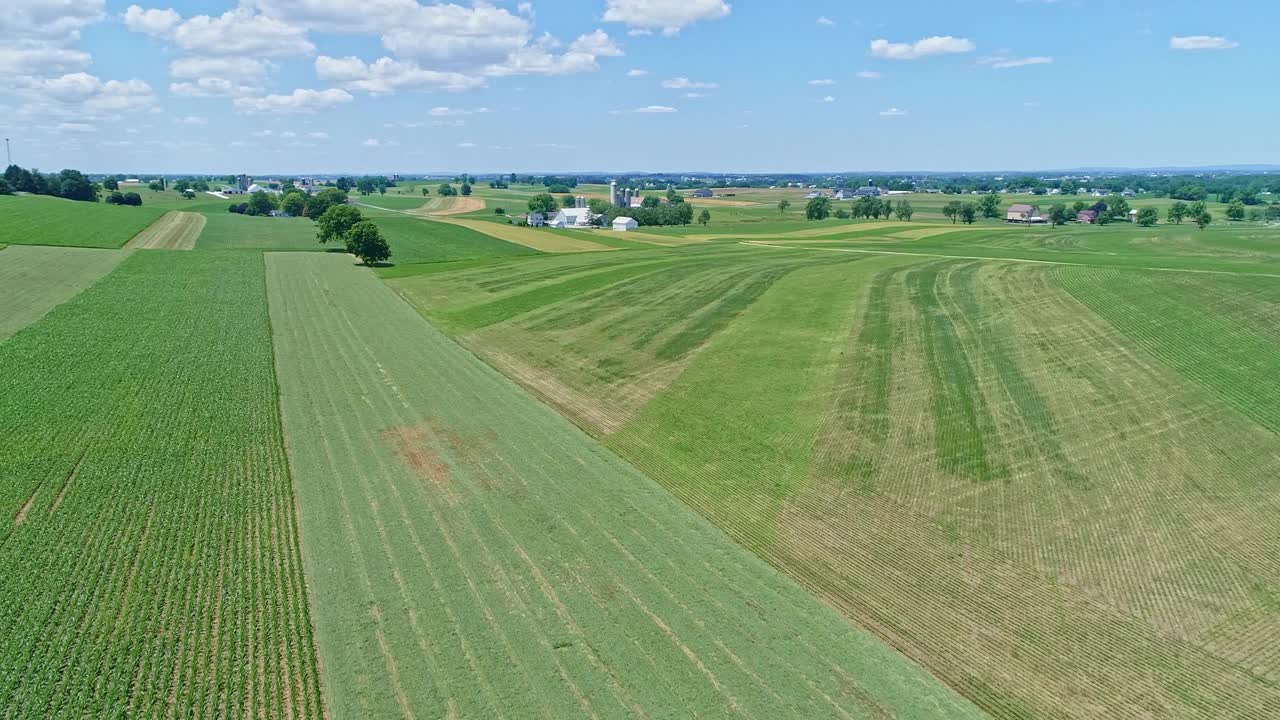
[{"left": 0, "top": 252, "right": 322, "bottom": 718}]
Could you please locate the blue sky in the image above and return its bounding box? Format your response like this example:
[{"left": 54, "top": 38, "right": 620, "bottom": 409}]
[{"left": 1, "top": 0, "right": 1273, "bottom": 174}]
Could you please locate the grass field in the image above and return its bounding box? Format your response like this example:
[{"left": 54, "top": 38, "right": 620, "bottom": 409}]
[
  {"left": 266, "top": 252, "right": 984, "bottom": 719},
  {"left": 194, "top": 212, "right": 321, "bottom": 250},
  {"left": 0, "top": 245, "right": 127, "bottom": 341},
  {"left": 0, "top": 195, "right": 166, "bottom": 248},
  {"left": 0, "top": 251, "right": 322, "bottom": 717},
  {"left": 370, "top": 215, "right": 541, "bottom": 265},
  {"left": 392, "top": 223, "right": 1280, "bottom": 719}
]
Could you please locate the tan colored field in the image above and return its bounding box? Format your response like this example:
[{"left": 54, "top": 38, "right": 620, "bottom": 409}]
[
  {"left": 123, "top": 211, "right": 205, "bottom": 250},
  {"left": 411, "top": 196, "right": 486, "bottom": 217},
  {"left": 436, "top": 218, "right": 615, "bottom": 253}
]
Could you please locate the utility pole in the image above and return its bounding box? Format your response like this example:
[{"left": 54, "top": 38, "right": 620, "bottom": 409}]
[{"left": 4, "top": 138, "right": 10, "bottom": 168}]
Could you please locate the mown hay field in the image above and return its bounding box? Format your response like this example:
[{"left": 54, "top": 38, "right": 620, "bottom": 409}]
[
  {"left": 0, "top": 195, "right": 167, "bottom": 248},
  {"left": 267, "top": 252, "right": 985, "bottom": 719},
  {"left": 389, "top": 224, "right": 1280, "bottom": 719},
  {"left": 0, "top": 245, "right": 128, "bottom": 341}
]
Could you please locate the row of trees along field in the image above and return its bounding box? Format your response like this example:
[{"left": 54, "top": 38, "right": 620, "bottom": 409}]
[{"left": 800, "top": 196, "right": 916, "bottom": 221}]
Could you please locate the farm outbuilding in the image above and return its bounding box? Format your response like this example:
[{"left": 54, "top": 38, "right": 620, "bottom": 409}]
[
  {"left": 526, "top": 212, "right": 545, "bottom": 227},
  {"left": 612, "top": 216, "right": 638, "bottom": 232},
  {"left": 1007, "top": 204, "right": 1036, "bottom": 222},
  {"left": 692, "top": 188, "right": 714, "bottom": 198}
]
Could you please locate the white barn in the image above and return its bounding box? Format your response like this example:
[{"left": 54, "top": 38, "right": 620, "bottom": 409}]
[
  {"left": 548, "top": 208, "right": 594, "bottom": 228},
  {"left": 612, "top": 216, "right": 638, "bottom": 232}
]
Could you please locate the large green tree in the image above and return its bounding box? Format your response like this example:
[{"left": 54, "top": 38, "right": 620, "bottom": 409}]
[
  {"left": 1136, "top": 207, "right": 1159, "bottom": 227},
  {"left": 246, "top": 190, "right": 278, "bottom": 216},
  {"left": 777, "top": 199, "right": 791, "bottom": 214},
  {"left": 942, "top": 201, "right": 963, "bottom": 224},
  {"left": 527, "top": 193, "right": 558, "bottom": 214},
  {"left": 306, "top": 187, "right": 348, "bottom": 219},
  {"left": 977, "top": 193, "right": 1001, "bottom": 218},
  {"left": 805, "top": 196, "right": 832, "bottom": 220},
  {"left": 281, "top": 191, "right": 307, "bottom": 217},
  {"left": 345, "top": 220, "right": 391, "bottom": 265},
  {"left": 1048, "top": 203, "right": 1071, "bottom": 227},
  {"left": 894, "top": 200, "right": 914, "bottom": 222},
  {"left": 1167, "top": 201, "right": 1189, "bottom": 224},
  {"left": 317, "top": 204, "right": 364, "bottom": 244},
  {"left": 960, "top": 202, "right": 978, "bottom": 225}
]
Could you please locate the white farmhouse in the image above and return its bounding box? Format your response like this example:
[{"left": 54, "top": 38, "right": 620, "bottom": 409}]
[{"left": 612, "top": 216, "right": 638, "bottom": 232}]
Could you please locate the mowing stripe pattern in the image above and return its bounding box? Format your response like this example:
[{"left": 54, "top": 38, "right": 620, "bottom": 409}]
[{"left": 266, "top": 252, "right": 986, "bottom": 720}]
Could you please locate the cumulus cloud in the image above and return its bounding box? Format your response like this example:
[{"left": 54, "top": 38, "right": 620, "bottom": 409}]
[
  {"left": 880, "top": 107, "right": 908, "bottom": 116},
  {"left": 169, "top": 56, "right": 269, "bottom": 80},
  {"left": 870, "top": 36, "right": 974, "bottom": 60},
  {"left": 978, "top": 53, "right": 1053, "bottom": 69},
  {"left": 306, "top": 131, "right": 330, "bottom": 139},
  {"left": 4, "top": 0, "right": 106, "bottom": 44},
  {"left": 123, "top": 5, "right": 314, "bottom": 57},
  {"left": 1170, "top": 35, "right": 1238, "bottom": 51},
  {"left": 361, "top": 138, "right": 400, "bottom": 147},
  {"left": 316, "top": 55, "right": 483, "bottom": 94},
  {"left": 817, "top": 16, "right": 834, "bottom": 26},
  {"left": 22, "top": 73, "right": 156, "bottom": 116},
  {"left": 627, "top": 68, "right": 649, "bottom": 76},
  {"left": 56, "top": 122, "right": 96, "bottom": 133},
  {"left": 819, "top": 95, "right": 835, "bottom": 103},
  {"left": 661, "top": 76, "right": 718, "bottom": 89},
  {"left": 170, "top": 77, "right": 262, "bottom": 98},
  {"left": 808, "top": 78, "right": 834, "bottom": 86},
  {"left": 428, "top": 106, "right": 489, "bottom": 116},
  {"left": 0, "top": 46, "right": 92, "bottom": 78},
  {"left": 856, "top": 70, "right": 882, "bottom": 79},
  {"left": 603, "top": 0, "right": 731, "bottom": 36},
  {"left": 233, "top": 88, "right": 353, "bottom": 114}
]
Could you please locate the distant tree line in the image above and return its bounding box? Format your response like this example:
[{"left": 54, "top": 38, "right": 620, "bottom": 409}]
[{"left": 2, "top": 165, "right": 100, "bottom": 202}]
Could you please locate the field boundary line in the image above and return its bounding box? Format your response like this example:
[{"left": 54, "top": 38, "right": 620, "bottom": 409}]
[{"left": 740, "top": 240, "right": 1280, "bottom": 280}]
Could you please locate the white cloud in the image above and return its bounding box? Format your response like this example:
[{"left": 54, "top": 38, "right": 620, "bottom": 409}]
[
  {"left": 819, "top": 95, "right": 835, "bottom": 103},
  {"left": 870, "top": 36, "right": 974, "bottom": 60},
  {"left": 170, "top": 77, "right": 262, "bottom": 98},
  {"left": 808, "top": 79, "right": 834, "bottom": 86},
  {"left": 661, "top": 76, "right": 718, "bottom": 89},
  {"left": 22, "top": 73, "right": 156, "bottom": 116},
  {"left": 627, "top": 68, "right": 649, "bottom": 76},
  {"left": 316, "top": 55, "right": 484, "bottom": 94},
  {"left": 603, "top": 0, "right": 730, "bottom": 36},
  {"left": 682, "top": 92, "right": 707, "bottom": 98},
  {"left": 457, "top": 142, "right": 477, "bottom": 148},
  {"left": 1170, "top": 35, "right": 1238, "bottom": 51},
  {"left": 485, "top": 29, "right": 622, "bottom": 77},
  {"left": 0, "top": 46, "right": 92, "bottom": 78},
  {"left": 279, "top": 130, "right": 296, "bottom": 138},
  {"left": 817, "top": 16, "right": 834, "bottom": 26},
  {"left": 306, "top": 131, "right": 330, "bottom": 139},
  {"left": 879, "top": 107, "right": 908, "bottom": 116},
  {"left": 4, "top": 0, "right": 106, "bottom": 44},
  {"left": 361, "top": 138, "right": 400, "bottom": 147},
  {"left": 611, "top": 105, "right": 678, "bottom": 114},
  {"left": 856, "top": 70, "right": 882, "bottom": 79},
  {"left": 169, "top": 56, "right": 268, "bottom": 81},
  {"left": 56, "top": 122, "right": 96, "bottom": 133},
  {"left": 175, "top": 115, "right": 207, "bottom": 125},
  {"left": 233, "top": 88, "right": 353, "bottom": 114},
  {"left": 428, "top": 106, "right": 490, "bottom": 116},
  {"left": 978, "top": 54, "right": 1053, "bottom": 69},
  {"left": 123, "top": 5, "right": 313, "bottom": 57}
]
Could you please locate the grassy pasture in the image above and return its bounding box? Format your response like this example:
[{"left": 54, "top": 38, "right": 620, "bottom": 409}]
[
  {"left": 395, "top": 224, "right": 1280, "bottom": 719},
  {"left": 370, "top": 215, "right": 540, "bottom": 265},
  {"left": 0, "top": 245, "right": 127, "bottom": 341},
  {"left": 194, "top": 212, "right": 320, "bottom": 250},
  {"left": 0, "top": 195, "right": 166, "bottom": 248},
  {"left": 267, "top": 252, "right": 984, "bottom": 719},
  {"left": 0, "top": 251, "right": 322, "bottom": 717}
]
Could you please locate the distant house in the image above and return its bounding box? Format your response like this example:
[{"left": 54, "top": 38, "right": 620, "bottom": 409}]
[
  {"left": 691, "top": 188, "right": 714, "bottom": 198},
  {"left": 1077, "top": 210, "right": 1099, "bottom": 224},
  {"left": 612, "top": 216, "right": 638, "bottom": 232},
  {"left": 1006, "top": 203, "right": 1037, "bottom": 222},
  {"left": 853, "top": 186, "right": 883, "bottom": 197},
  {"left": 526, "top": 212, "right": 545, "bottom": 227},
  {"left": 833, "top": 189, "right": 856, "bottom": 200},
  {"left": 1128, "top": 208, "right": 1139, "bottom": 223}
]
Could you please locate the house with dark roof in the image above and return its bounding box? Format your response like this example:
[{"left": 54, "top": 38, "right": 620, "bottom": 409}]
[
  {"left": 1077, "top": 209, "right": 1098, "bottom": 224},
  {"left": 692, "top": 188, "right": 714, "bottom": 198}
]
